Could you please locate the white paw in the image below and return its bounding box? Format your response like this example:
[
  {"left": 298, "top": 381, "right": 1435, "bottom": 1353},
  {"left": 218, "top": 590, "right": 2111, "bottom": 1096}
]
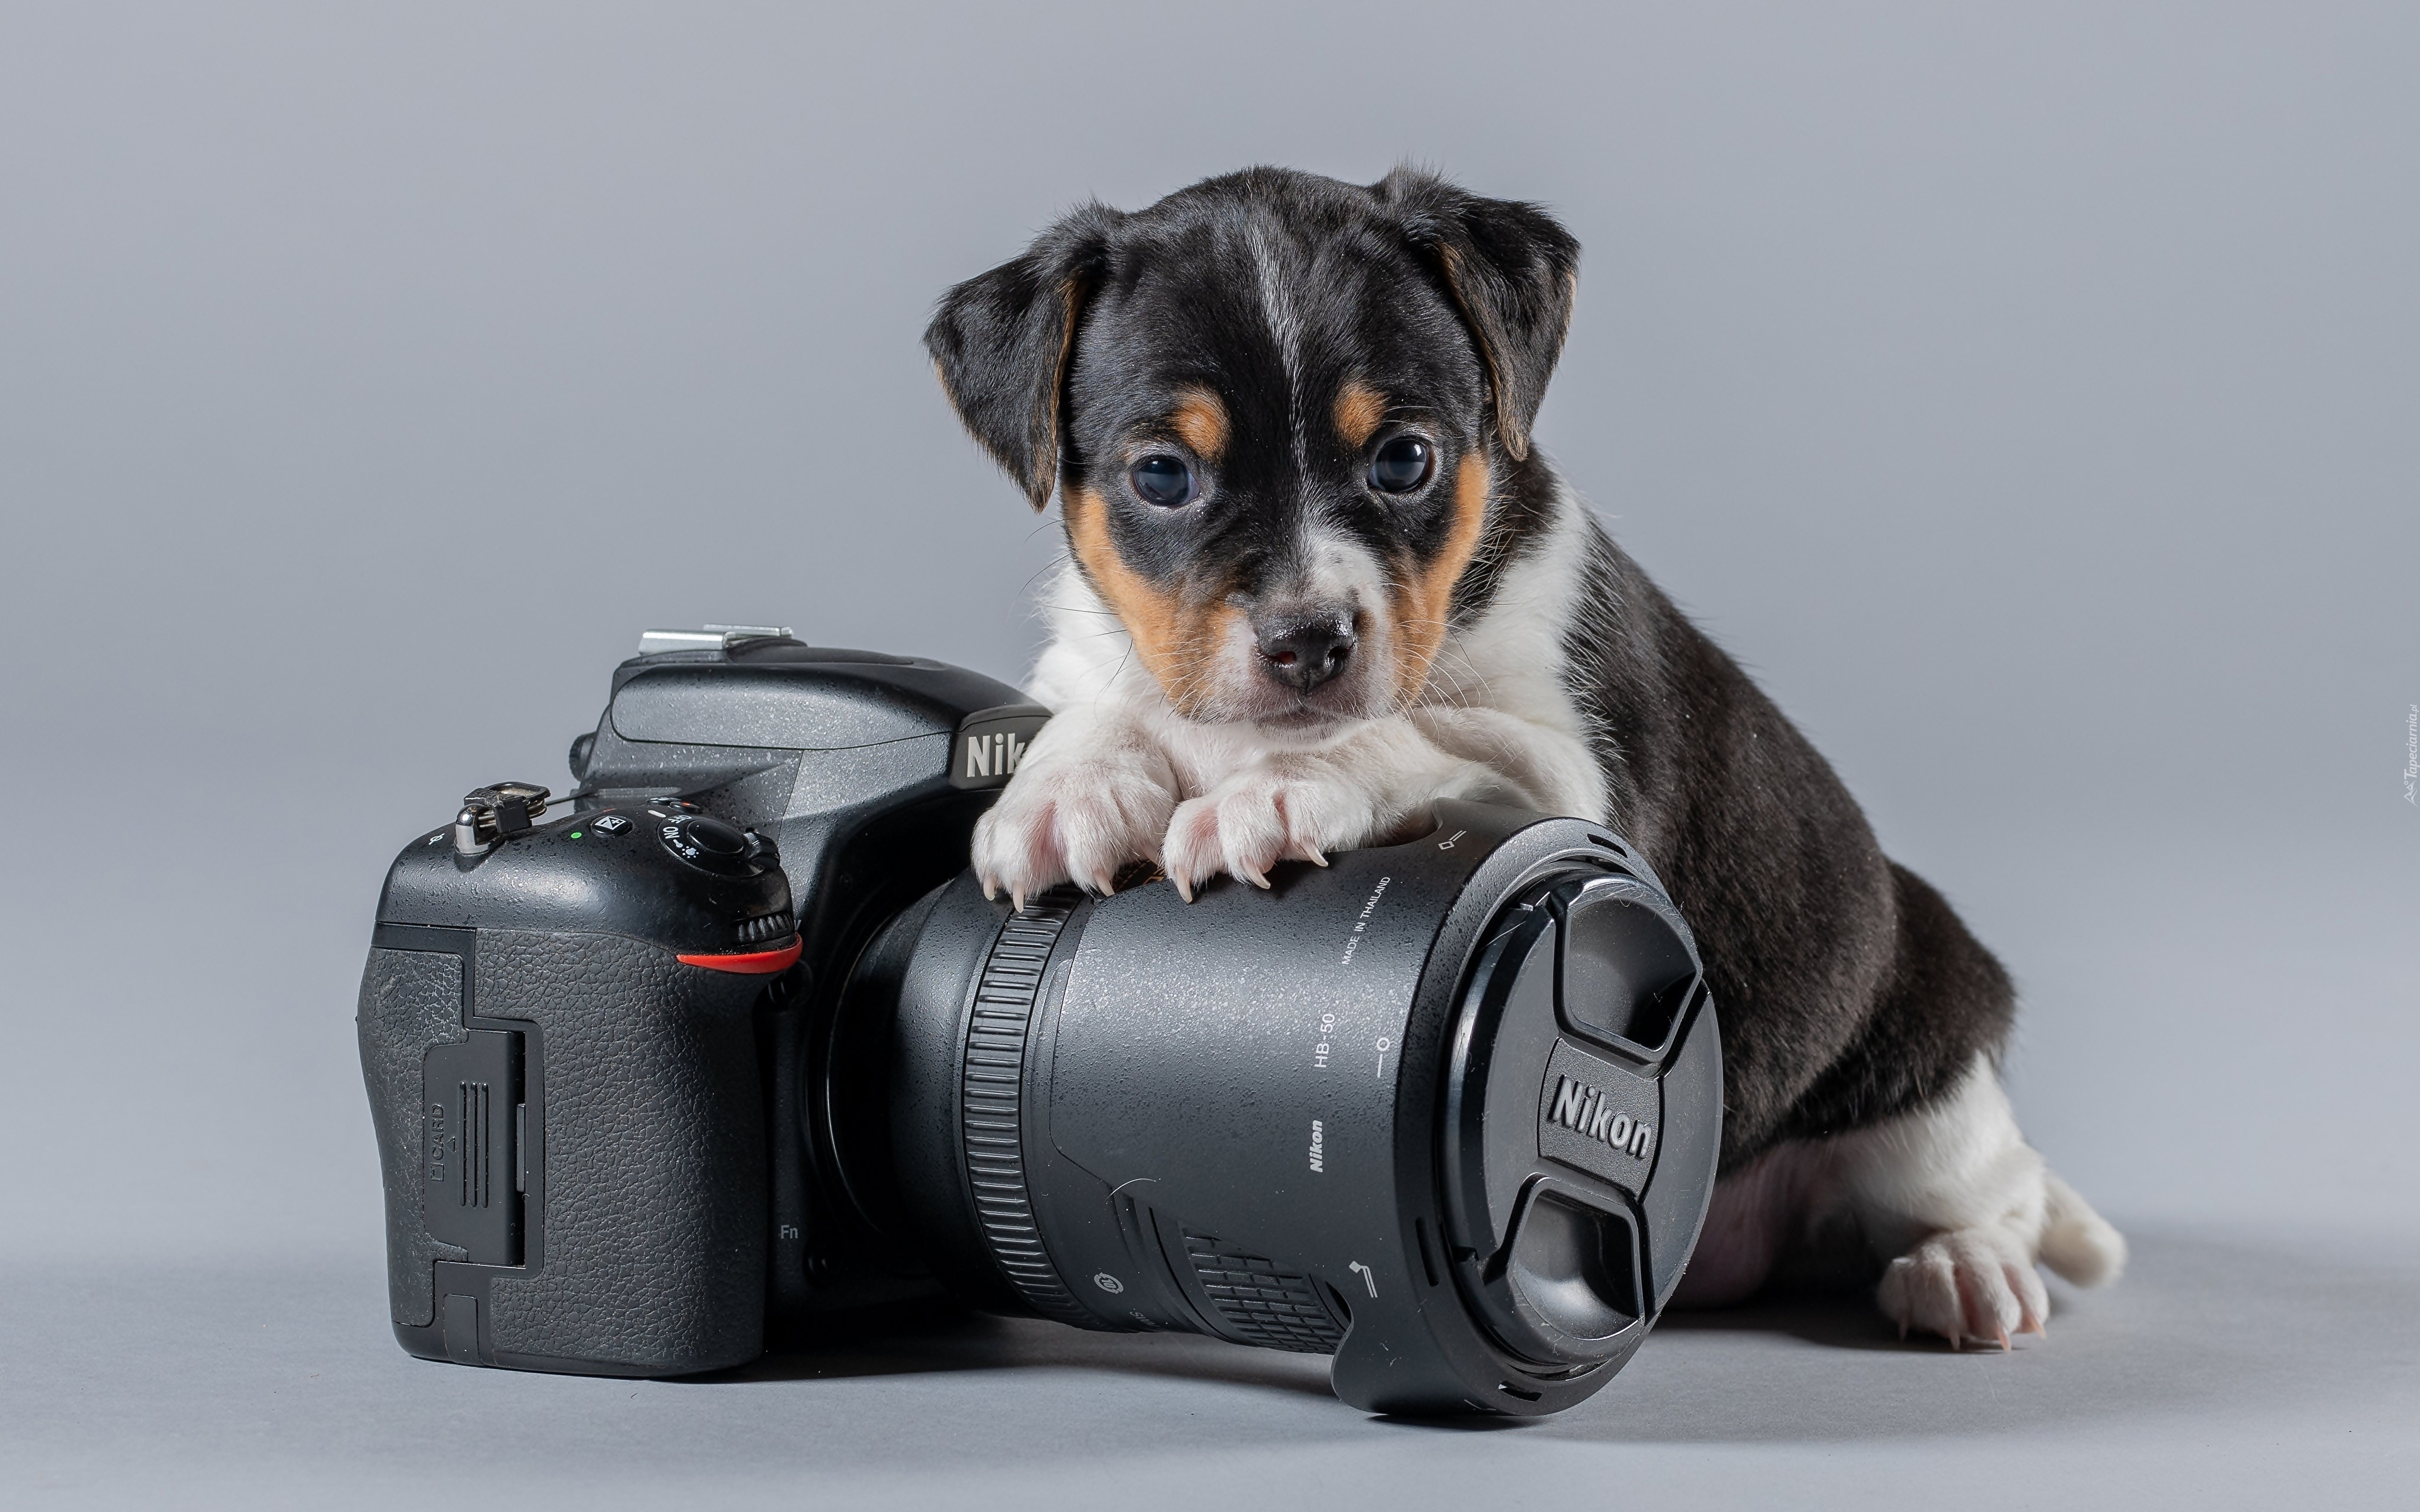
[
  {"left": 2039, "top": 1171, "right": 2128, "bottom": 1287},
  {"left": 971, "top": 747, "right": 1176, "bottom": 908},
  {"left": 1877, "top": 1226, "right": 2051, "bottom": 1350},
  {"left": 1160, "top": 760, "right": 1381, "bottom": 900}
]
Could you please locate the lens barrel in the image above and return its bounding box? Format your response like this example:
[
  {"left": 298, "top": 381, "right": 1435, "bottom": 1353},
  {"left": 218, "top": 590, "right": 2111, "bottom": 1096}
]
[{"left": 838, "top": 800, "right": 1722, "bottom": 1416}]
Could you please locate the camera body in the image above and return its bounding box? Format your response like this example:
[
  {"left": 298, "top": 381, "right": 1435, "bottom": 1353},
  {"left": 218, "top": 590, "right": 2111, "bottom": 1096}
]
[
  {"left": 360, "top": 631, "right": 1722, "bottom": 1413},
  {"left": 362, "top": 632, "right": 1044, "bottom": 1372}
]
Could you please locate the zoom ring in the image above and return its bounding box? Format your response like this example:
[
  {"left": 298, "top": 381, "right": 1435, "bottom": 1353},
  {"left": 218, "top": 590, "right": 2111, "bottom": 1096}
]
[{"left": 961, "top": 891, "right": 1093, "bottom": 1326}]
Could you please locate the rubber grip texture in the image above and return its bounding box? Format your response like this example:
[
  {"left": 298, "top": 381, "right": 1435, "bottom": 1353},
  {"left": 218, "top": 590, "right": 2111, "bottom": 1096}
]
[
  {"left": 357, "top": 929, "right": 771, "bottom": 1375},
  {"left": 478, "top": 929, "right": 769, "bottom": 1374},
  {"left": 358, "top": 948, "right": 471, "bottom": 1327},
  {"left": 960, "top": 895, "right": 1095, "bottom": 1325}
]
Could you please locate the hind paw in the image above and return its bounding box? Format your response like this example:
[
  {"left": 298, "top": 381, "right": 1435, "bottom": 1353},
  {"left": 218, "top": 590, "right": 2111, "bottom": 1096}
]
[{"left": 1877, "top": 1227, "right": 2049, "bottom": 1350}]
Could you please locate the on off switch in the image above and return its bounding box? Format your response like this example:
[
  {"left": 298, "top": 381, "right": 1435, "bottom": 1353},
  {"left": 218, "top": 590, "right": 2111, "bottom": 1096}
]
[
  {"left": 686, "top": 817, "right": 749, "bottom": 856},
  {"left": 660, "top": 815, "right": 776, "bottom": 876}
]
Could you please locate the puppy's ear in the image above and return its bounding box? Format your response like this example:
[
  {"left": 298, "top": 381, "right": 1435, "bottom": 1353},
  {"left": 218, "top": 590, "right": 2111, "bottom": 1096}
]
[
  {"left": 924, "top": 205, "right": 1120, "bottom": 510},
  {"left": 1378, "top": 168, "right": 1579, "bottom": 461}
]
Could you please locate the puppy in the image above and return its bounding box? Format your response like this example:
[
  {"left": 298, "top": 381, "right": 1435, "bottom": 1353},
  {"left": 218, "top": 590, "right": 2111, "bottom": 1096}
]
[{"left": 924, "top": 166, "right": 2124, "bottom": 1347}]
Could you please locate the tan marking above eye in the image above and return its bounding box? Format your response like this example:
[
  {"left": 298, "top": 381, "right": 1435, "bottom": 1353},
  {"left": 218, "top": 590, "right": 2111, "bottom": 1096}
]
[
  {"left": 1063, "top": 484, "right": 1235, "bottom": 718},
  {"left": 1384, "top": 454, "right": 1492, "bottom": 702},
  {"left": 1168, "top": 387, "right": 1229, "bottom": 462},
  {"left": 1334, "top": 379, "right": 1388, "bottom": 449}
]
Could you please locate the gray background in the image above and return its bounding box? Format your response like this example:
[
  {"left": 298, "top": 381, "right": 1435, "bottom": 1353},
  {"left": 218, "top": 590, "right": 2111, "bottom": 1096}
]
[{"left": 2, "top": 3, "right": 2412, "bottom": 1506}]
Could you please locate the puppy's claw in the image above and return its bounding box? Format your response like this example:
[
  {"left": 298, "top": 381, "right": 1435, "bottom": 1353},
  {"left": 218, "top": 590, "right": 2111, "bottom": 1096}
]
[
  {"left": 1156, "top": 760, "right": 1366, "bottom": 900},
  {"left": 1878, "top": 1226, "right": 2050, "bottom": 1354},
  {"left": 970, "top": 730, "right": 1178, "bottom": 920}
]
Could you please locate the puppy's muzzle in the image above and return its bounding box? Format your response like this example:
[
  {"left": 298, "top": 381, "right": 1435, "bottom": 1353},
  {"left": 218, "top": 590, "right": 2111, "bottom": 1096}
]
[{"left": 1254, "top": 610, "right": 1357, "bottom": 693}]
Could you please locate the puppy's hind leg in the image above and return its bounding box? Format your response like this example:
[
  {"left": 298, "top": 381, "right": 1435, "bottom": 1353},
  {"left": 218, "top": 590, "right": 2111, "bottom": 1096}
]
[{"left": 1835, "top": 1058, "right": 2126, "bottom": 1349}]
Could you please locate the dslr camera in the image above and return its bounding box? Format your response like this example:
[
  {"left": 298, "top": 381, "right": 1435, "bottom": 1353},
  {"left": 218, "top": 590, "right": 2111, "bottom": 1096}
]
[{"left": 359, "top": 629, "right": 1721, "bottom": 1416}]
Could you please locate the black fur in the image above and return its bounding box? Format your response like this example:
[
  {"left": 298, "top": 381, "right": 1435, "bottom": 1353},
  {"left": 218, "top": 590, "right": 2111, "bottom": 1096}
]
[
  {"left": 1557, "top": 525, "right": 2015, "bottom": 1169},
  {"left": 1378, "top": 170, "right": 1578, "bottom": 459},
  {"left": 925, "top": 206, "right": 1121, "bottom": 508},
  {"left": 925, "top": 169, "right": 1567, "bottom": 627},
  {"left": 931, "top": 167, "right": 2017, "bottom": 1172}
]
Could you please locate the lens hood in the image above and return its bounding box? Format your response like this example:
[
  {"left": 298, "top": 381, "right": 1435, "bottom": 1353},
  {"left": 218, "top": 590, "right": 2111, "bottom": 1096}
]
[{"left": 844, "top": 799, "right": 1722, "bottom": 1416}]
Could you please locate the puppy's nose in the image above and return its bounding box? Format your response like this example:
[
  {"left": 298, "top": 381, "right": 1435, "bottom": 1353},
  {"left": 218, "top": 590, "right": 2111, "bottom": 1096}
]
[{"left": 1255, "top": 613, "right": 1357, "bottom": 692}]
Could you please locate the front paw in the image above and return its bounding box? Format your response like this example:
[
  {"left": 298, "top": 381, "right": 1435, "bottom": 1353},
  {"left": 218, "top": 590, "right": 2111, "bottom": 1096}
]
[
  {"left": 1161, "top": 760, "right": 1380, "bottom": 900},
  {"left": 1877, "top": 1226, "right": 2050, "bottom": 1350},
  {"left": 972, "top": 755, "right": 1176, "bottom": 908}
]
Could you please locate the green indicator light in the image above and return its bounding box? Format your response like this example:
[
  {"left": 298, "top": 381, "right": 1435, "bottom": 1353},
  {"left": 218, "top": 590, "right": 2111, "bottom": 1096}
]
[{"left": 569, "top": 830, "right": 584, "bottom": 839}]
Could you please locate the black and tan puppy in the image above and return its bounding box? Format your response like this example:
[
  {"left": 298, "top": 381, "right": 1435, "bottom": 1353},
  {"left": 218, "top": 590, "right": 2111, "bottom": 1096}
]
[{"left": 925, "top": 166, "right": 2124, "bottom": 1346}]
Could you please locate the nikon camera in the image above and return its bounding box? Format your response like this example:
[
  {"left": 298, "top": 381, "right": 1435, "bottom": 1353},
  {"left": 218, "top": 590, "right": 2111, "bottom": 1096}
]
[{"left": 359, "top": 629, "right": 1722, "bottom": 1416}]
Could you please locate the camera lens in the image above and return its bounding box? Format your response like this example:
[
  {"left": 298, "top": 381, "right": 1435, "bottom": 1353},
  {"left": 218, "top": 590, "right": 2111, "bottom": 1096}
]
[{"left": 833, "top": 805, "right": 1721, "bottom": 1416}]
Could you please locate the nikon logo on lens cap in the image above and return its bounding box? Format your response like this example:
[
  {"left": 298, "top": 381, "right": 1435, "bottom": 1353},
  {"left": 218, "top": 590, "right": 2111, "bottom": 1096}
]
[{"left": 1536, "top": 1039, "right": 1661, "bottom": 1192}]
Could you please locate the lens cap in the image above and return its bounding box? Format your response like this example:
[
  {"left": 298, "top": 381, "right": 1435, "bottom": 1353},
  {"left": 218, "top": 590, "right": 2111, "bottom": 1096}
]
[
  {"left": 1553, "top": 877, "right": 1700, "bottom": 1060},
  {"left": 1440, "top": 871, "right": 1720, "bottom": 1372}
]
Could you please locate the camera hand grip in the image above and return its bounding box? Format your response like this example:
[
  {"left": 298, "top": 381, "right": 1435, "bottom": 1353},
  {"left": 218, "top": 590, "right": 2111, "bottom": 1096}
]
[{"left": 359, "top": 928, "right": 771, "bottom": 1376}]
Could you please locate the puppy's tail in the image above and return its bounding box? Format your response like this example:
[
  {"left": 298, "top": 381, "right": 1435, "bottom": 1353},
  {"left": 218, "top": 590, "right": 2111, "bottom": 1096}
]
[{"left": 2038, "top": 1169, "right": 2127, "bottom": 1286}]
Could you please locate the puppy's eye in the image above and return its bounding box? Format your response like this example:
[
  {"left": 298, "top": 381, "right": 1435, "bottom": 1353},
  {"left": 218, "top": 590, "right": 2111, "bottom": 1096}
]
[
  {"left": 1129, "top": 454, "right": 1198, "bottom": 508},
  {"left": 1368, "top": 435, "right": 1434, "bottom": 494}
]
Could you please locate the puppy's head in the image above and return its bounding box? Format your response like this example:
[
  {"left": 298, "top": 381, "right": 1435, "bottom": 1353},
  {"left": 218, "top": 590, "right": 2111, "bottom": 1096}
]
[{"left": 926, "top": 167, "right": 1577, "bottom": 732}]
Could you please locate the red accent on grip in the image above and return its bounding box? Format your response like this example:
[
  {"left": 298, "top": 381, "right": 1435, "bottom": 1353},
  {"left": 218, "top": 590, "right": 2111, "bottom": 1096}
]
[{"left": 676, "top": 937, "right": 803, "bottom": 975}]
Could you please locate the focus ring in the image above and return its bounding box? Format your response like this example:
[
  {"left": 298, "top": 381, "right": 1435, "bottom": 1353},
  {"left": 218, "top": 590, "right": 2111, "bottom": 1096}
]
[{"left": 960, "top": 891, "right": 1092, "bottom": 1326}]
